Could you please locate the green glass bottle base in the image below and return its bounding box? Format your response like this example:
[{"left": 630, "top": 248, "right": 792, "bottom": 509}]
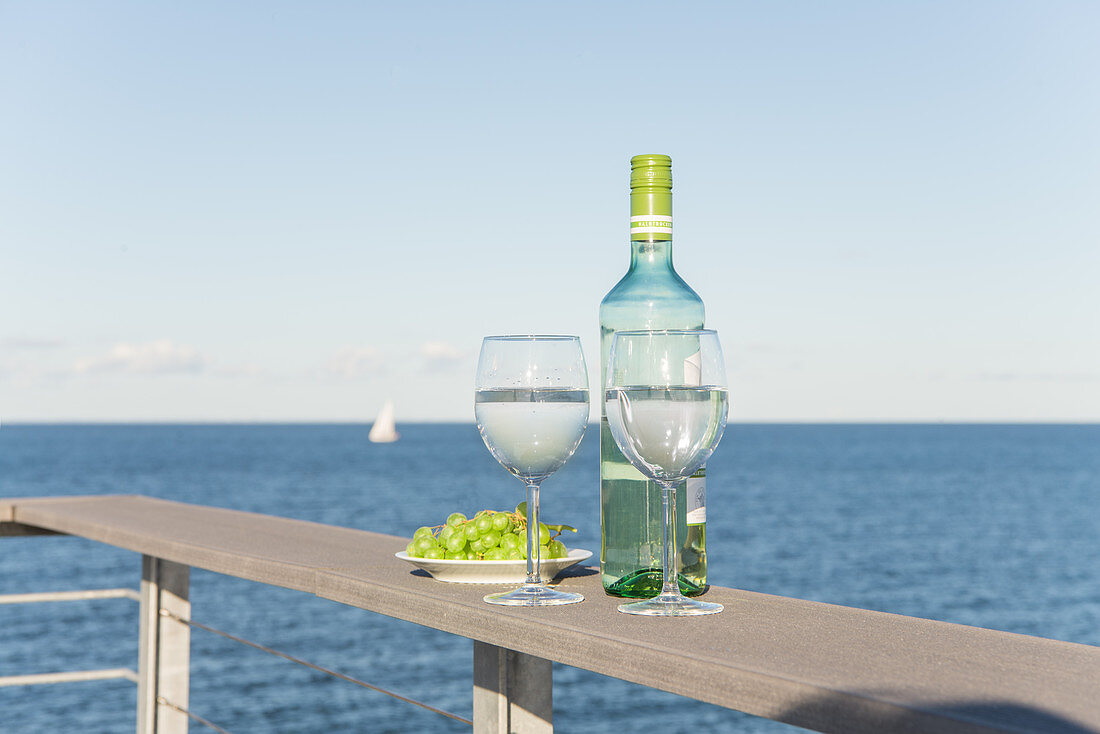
[{"left": 604, "top": 568, "right": 708, "bottom": 598}]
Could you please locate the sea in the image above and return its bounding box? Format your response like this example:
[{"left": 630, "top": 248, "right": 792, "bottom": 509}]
[{"left": 1, "top": 423, "right": 1098, "bottom": 733}]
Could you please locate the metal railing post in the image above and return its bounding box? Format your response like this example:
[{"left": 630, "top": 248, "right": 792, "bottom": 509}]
[
  {"left": 137, "top": 556, "right": 191, "bottom": 734},
  {"left": 473, "top": 640, "right": 552, "bottom": 734}
]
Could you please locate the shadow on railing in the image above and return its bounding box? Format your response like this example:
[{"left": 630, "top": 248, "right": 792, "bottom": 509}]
[{"left": 777, "top": 695, "right": 1100, "bottom": 734}]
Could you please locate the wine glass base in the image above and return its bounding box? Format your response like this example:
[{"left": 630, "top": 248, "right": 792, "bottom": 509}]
[
  {"left": 484, "top": 583, "right": 583, "bottom": 606},
  {"left": 618, "top": 593, "right": 723, "bottom": 616}
]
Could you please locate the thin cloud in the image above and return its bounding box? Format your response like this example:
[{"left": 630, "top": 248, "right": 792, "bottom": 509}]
[
  {"left": 211, "top": 363, "right": 269, "bottom": 379},
  {"left": 1, "top": 337, "right": 64, "bottom": 350},
  {"left": 73, "top": 340, "right": 206, "bottom": 375},
  {"left": 972, "top": 372, "right": 1100, "bottom": 383},
  {"left": 325, "top": 346, "right": 387, "bottom": 378},
  {"left": 420, "top": 341, "right": 464, "bottom": 372}
]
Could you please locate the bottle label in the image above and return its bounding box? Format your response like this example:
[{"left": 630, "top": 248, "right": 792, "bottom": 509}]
[
  {"left": 684, "top": 350, "right": 701, "bottom": 385},
  {"left": 686, "top": 475, "right": 705, "bottom": 524},
  {"left": 630, "top": 215, "right": 672, "bottom": 237}
]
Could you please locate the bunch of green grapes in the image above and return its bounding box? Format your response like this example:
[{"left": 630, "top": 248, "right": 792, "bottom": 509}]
[{"left": 404, "top": 504, "right": 573, "bottom": 561}]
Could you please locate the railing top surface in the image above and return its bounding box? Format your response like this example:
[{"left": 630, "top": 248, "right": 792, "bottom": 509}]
[{"left": 3, "top": 494, "right": 1098, "bottom": 734}]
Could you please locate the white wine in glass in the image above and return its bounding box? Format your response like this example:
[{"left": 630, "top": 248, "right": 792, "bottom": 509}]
[
  {"left": 605, "top": 329, "right": 728, "bottom": 616},
  {"left": 475, "top": 335, "right": 589, "bottom": 606}
]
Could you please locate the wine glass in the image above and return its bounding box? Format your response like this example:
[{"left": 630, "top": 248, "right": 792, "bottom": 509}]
[
  {"left": 605, "top": 329, "right": 728, "bottom": 616},
  {"left": 475, "top": 335, "right": 589, "bottom": 606}
]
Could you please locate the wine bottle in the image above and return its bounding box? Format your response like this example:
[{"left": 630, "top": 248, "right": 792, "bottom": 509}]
[{"left": 599, "top": 154, "right": 708, "bottom": 598}]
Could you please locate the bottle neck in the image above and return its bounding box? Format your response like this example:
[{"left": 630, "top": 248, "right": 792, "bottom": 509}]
[
  {"left": 629, "top": 187, "right": 673, "bottom": 272},
  {"left": 629, "top": 239, "right": 674, "bottom": 273}
]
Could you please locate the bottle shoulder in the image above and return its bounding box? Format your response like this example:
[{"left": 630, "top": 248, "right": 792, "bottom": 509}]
[
  {"left": 602, "top": 266, "right": 702, "bottom": 302},
  {"left": 600, "top": 268, "right": 704, "bottom": 328},
  {"left": 601, "top": 269, "right": 703, "bottom": 308}
]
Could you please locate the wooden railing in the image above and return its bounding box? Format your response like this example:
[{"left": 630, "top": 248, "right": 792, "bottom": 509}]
[{"left": 2, "top": 495, "right": 1098, "bottom": 733}]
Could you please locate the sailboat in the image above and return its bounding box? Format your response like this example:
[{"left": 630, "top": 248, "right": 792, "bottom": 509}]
[{"left": 368, "top": 400, "right": 400, "bottom": 443}]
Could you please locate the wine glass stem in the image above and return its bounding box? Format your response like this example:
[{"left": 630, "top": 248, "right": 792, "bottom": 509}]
[
  {"left": 660, "top": 481, "right": 680, "bottom": 598},
  {"left": 525, "top": 480, "right": 543, "bottom": 585}
]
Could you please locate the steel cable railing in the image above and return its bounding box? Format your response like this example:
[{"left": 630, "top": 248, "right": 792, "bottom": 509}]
[
  {"left": 0, "top": 588, "right": 142, "bottom": 688},
  {"left": 0, "top": 587, "right": 471, "bottom": 729},
  {"left": 159, "top": 608, "right": 474, "bottom": 727},
  {"left": 0, "top": 588, "right": 141, "bottom": 604},
  {"left": 157, "top": 697, "right": 233, "bottom": 734}
]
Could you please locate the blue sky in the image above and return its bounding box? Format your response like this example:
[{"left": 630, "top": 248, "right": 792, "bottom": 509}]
[{"left": 1, "top": 1, "right": 1097, "bottom": 422}]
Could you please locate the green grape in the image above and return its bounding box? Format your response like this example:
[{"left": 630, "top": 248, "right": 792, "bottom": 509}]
[
  {"left": 547, "top": 539, "right": 567, "bottom": 559},
  {"left": 475, "top": 514, "right": 493, "bottom": 534},
  {"left": 405, "top": 508, "right": 576, "bottom": 562}
]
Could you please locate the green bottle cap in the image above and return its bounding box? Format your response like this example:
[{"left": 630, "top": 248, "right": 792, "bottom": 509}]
[
  {"left": 630, "top": 154, "right": 673, "bottom": 190},
  {"left": 629, "top": 154, "right": 672, "bottom": 239}
]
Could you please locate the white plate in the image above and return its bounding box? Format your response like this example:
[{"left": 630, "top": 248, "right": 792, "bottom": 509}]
[{"left": 395, "top": 548, "right": 593, "bottom": 584}]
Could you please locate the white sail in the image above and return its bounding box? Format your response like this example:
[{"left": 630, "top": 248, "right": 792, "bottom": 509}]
[{"left": 368, "top": 400, "right": 400, "bottom": 443}]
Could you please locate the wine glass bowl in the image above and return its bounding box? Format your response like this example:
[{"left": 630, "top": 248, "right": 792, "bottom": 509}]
[
  {"left": 475, "top": 335, "right": 589, "bottom": 606},
  {"left": 607, "top": 386, "right": 726, "bottom": 483},
  {"left": 605, "top": 329, "right": 728, "bottom": 616}
]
